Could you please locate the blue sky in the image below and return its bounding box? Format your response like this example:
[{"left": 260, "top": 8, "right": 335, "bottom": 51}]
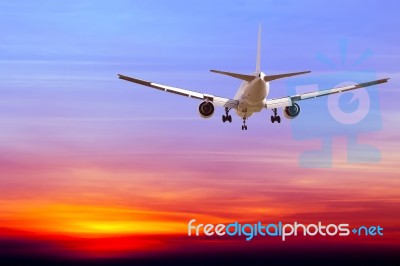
[
  {"left": 1, "top": 1, "right": 398, "bottom": 68},
  {"left": 0, "top": 0, "right": 398, "bottom": 152}
]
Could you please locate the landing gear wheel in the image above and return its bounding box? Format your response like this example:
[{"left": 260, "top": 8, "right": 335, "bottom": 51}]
[
  {"left": 242, "top": 117, "right": 248, "bottom": 130},
  {"left": 222, "top": 107, "right": 232, "bottom": 124},
  {"left": 271, "top": 108, "right": 280, "bottom": 124}
]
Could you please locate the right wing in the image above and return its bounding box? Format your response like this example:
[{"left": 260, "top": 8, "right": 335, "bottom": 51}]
[
  {"left": 118, "top": 74, "right": 239, "bottom": 109},
  {"left": 265, "top": 78, "right": 390, "bottom": 109}
]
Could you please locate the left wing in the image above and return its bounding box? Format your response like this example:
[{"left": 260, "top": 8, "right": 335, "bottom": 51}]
[
  {"left": 265, "top": 78, "right": 390, "bottom": 109},
  {"left": 118, "top": 74, "right": 239, "bottom": 109}
]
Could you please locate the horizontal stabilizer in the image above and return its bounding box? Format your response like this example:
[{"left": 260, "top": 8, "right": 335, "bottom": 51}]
[
  {"left": 264, "top": 70, "right": 311, "bottom": 82},
  {"left": 210, "top": 69, "right": 255, "bottom": 82}
]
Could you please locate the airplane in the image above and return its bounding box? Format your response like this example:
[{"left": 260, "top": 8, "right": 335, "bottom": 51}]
[{"left": 118, "top": 26, "right": 389, "bottom": 130}]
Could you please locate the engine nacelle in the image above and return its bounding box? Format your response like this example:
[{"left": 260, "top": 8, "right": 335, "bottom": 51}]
[
  {"left": 198, "top": 101, "right": 215, "bottom": 118},
  {"left": 284, "top": 102, "right": 301, "bottom": 119}
]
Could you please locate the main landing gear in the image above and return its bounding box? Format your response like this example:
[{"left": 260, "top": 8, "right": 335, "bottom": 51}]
[
  {"left": 222, "top": 107, "right": 232, "bottom": 123},
  {"left": 271, "top": 108, "right": 281, "bottom": 123},
  {"left": 241, "top": 117, "right": 248, "bottom": 130}
]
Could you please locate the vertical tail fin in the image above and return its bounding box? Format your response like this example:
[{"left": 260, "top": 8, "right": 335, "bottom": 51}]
[{"left": 256, "top": 24, "right": 261, "bottom": 73}]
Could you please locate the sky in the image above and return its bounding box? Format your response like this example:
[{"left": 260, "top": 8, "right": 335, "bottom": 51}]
[{"left": 0, "top": 0, "right": 399, "bottom": 262}]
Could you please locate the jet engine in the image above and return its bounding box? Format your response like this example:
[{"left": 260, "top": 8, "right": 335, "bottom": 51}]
[
  {"left": 284, "top": 102, "right": 301, "bottom": 119},
  {"left": 198, "top": 101, "right": 214, "bottom": 118}
]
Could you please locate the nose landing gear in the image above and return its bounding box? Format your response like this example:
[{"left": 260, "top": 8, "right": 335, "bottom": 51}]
[
  {"left": 271, "top": 108, "right": 281, "bottom": 123},
  {"left": 241, "top": 117, "right": 248, "bottom": 130}
]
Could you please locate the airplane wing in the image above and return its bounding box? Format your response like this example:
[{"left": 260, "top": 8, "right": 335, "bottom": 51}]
[
  {"left": 118, "top": 74, "right": 239, "bottom": 109},
  {"left": 265, "top": 78, "right": 390, "bottom": 109}
]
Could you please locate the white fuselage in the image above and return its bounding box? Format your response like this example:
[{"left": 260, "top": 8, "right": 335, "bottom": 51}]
[{"left": 234, "top": 72, "right": 269, "bottom": 118}]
